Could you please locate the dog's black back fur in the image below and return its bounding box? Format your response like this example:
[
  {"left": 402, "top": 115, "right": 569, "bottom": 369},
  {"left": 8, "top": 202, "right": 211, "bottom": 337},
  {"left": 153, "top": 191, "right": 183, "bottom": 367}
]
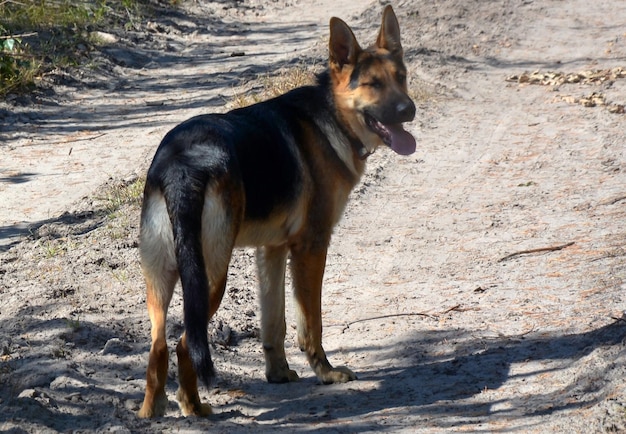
[{"left": 147, "top": 72, "right": 354, "bottom": 221}]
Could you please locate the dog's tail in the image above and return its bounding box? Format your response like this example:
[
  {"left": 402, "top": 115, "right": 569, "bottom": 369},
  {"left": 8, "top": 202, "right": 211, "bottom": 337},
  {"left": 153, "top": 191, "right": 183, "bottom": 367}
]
[{"left": 165, "top": 177, "right": 215, "bottom": 389}]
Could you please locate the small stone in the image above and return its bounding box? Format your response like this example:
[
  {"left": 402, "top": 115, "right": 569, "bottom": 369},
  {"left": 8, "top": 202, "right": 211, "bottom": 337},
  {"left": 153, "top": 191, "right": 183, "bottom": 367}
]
[
  {"left": 18, "top": 388, "right": 37, "bottom": 399},
  {"left": 90, "top": 31, "right": 118, "bottom": 44},
  {"left": 100, "top": 338, "right": 131, "bottom": 355}
]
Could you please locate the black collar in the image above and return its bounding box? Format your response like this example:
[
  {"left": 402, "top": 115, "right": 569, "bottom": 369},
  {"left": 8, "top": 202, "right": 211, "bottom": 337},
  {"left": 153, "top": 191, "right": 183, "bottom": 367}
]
[{"left": 341, "top": 124, "right": 373, "bottom": 160}]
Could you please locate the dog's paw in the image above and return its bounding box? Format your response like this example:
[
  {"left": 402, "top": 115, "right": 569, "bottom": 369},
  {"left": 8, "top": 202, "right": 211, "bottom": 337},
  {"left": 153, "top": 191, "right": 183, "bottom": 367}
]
[
  {"left": 319, "top": 366, "right": 357, "bottom": 384},
  {"left": 176, "top": 389, "right": 213, "bottom": 417},
  {"left": 137, "top": 407, "right": 154, "bottom": 419},
  {"left": 180, "top": 402, "right": 213, "bottom": 417},
  {"left": 266, "top": 368, "right": 300, "bottom": 383},
  {"left": 137, "top": 393, "right": 168, "bottom": 418}
]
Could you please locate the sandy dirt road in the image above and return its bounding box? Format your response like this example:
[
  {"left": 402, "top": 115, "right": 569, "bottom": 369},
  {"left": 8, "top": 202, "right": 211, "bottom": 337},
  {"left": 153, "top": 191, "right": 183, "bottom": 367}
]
[{"left": 1, "top": 0, "right": 626, "bottom": 432}]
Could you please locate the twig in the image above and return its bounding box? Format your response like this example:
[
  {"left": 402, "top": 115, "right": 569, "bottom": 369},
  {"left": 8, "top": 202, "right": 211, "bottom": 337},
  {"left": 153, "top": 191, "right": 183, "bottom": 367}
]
[
  {"left": 0, "top": 0, "right": 27, "bottom": 7},
  {"left": 599, "top": 195, "right": 626, "bottom": 206},
  {"left": 590, "top": 250, "right": 626, "bottom": 262},
  {"left": 476, "top": 326, "right": 536, "bottom": 340},
  {"left": 0, "top": 32, "right": 38, "bottom": 40},
  {"left": 340, "top": 312, "right": 437, "bottom": 332},
  {"left": 339, "top": 304, "right": 473, "bottom": 332},
  {"left": 498, "top": 241, "right": 575, "bottom": 262},
  {"left": 441, "top": 304, "right": 462, "bottom": 314},
  {"left": 29, "top": 133, "right": 107, "bottom": 147},
  {"left": 63, "top": 133, "right": 106, "bottom": 143}
]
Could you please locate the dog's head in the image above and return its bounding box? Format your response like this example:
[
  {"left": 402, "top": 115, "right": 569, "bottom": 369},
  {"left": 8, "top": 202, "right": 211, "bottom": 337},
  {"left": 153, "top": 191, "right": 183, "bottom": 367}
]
[{"left": 329, "top": 5, "right": 416, "bottom": 157}]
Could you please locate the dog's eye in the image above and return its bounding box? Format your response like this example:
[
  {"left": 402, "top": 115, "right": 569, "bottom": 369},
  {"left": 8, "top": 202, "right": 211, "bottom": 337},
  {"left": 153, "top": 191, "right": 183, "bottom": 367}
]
[{"left": 363, "top": 78, "right": 383, "bottom": 89}]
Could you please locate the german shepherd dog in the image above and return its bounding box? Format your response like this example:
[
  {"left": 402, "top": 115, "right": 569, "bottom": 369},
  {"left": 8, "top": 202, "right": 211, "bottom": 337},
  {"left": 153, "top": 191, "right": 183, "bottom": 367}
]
[{"left": 137, "top": 5, "right": 416, "bottom": 418}]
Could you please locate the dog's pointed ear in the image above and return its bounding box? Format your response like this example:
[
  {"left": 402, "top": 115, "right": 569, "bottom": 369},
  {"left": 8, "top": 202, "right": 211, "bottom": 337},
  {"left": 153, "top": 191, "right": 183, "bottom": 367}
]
[
  {"left": 376, "top": 5, "right": 403, "bottom": 57},
  {"left": 329, "top": 17, "right": 361, "bottom": 69}
]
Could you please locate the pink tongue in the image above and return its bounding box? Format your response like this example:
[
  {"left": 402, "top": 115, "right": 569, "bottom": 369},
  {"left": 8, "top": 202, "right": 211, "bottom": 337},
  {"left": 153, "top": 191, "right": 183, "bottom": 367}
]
[{"left": 387, "top": 124, "right": 416, "bottom": 155}]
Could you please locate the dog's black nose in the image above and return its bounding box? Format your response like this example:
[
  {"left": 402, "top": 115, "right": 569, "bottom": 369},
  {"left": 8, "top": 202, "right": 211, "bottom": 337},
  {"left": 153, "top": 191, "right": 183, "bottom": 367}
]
[{"left": 396, "top": 98, "right": 416, "bottom": 122}]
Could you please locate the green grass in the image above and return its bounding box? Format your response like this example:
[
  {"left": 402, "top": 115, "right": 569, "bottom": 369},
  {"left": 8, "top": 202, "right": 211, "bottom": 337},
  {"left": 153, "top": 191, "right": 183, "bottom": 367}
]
[
  {"left": 39, "top": 237, "right": 77, "bottom": 258},
  {"left": 98, "top": 176, "right": 145, "bottom": 216},
  {"left": 0, "top": 0, "right": 173, "bottom": 97},
  {"left": 99, "top": 176, "right": 144, "bottom": 240},
  {"left": 65, "top": 315, "right": 81, "bottom": 331}
]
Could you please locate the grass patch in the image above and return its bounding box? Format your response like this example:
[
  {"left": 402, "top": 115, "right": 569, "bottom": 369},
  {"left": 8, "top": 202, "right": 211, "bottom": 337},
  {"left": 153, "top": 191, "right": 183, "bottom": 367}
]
[
  {"left": 230, "top": 65, "right": 317, "bottom": 108},
  {"left": 98, "top": 176, "right": 145, "bottom": 216},
  {"left": 0, "top": 0, "right": 176, "bottom": 98},
  {"left": 38, "top": 236, "right": 77, "bottom": 258},
  {"left": 65, "top": 316, "right": 81, "bottom": 331},
  {"left": 98, "top": 176, "right": 144, "bottom": 241},
  {"left": 1, "top": 29, "right": 42, "bottom": 95}
]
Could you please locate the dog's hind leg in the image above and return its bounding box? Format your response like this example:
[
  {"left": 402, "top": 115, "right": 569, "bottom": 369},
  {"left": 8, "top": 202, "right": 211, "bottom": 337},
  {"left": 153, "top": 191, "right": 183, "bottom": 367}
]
[
  {"left": 138, "top": 192, "right": 178, "bottom": 418},
  {"left": 175, "top": 273, "right": 229, "bottom": 417},
  {"left": 137, "top": 274, "right": 176, "bottom": 418},
  {"left": 175, "top": 330, "right": 214, "bottom": 416},
  {"left": 258, "top": 245, "right": 299, "bottom": 383},
  {"left": 290, "top": 244, "right": 357, "bottom": 384}
]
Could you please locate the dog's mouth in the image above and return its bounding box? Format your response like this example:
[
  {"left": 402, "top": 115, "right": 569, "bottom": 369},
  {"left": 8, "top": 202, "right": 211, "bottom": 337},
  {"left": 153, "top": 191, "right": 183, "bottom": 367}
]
[{"left": 364, "top": 113, "right": 416, "bottom": 156}]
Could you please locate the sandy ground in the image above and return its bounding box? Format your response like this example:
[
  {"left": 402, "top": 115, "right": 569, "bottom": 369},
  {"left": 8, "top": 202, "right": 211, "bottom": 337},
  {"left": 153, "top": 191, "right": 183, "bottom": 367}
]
[{"left": 1, "top": 0, "right": 626, "bottom": 432}]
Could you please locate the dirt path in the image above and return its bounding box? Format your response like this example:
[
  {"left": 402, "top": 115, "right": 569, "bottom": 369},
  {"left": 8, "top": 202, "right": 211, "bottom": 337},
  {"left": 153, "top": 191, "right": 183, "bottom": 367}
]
[{"left": 2, "top": 0, "right": 626, "bottom": 432}]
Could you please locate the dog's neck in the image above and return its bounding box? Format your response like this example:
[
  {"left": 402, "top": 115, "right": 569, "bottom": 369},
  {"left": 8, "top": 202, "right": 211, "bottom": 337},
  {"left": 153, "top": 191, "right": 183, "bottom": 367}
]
[
  {"left": 316, "top": 71, "right": 370, "bottom": 178},
  {"left": 316, "top": 117, "right": 365, "bottom": 181}
]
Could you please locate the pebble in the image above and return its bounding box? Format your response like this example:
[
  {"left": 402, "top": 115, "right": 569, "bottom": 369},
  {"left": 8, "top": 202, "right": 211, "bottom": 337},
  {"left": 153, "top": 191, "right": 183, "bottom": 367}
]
[{"left": 100, "top": 338, "right": 132, "bottom": 355}]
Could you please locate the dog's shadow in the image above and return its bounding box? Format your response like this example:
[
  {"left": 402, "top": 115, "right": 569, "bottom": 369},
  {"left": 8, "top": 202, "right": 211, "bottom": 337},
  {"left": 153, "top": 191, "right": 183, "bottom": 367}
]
[
  {"left": 2, "top": 303, "right": 624, "bottom": 431},
  {"left": 232, "top": 319, "right": 626, "bottom": 430}
]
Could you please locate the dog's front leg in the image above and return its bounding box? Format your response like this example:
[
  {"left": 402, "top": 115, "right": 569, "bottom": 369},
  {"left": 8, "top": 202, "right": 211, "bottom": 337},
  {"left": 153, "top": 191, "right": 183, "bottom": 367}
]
[
  {"left": 290, "top": 244, "right": 357, "bottom": 384},
  {"left": 258, "top": 245, "right": 299, "bottom": 383}
]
